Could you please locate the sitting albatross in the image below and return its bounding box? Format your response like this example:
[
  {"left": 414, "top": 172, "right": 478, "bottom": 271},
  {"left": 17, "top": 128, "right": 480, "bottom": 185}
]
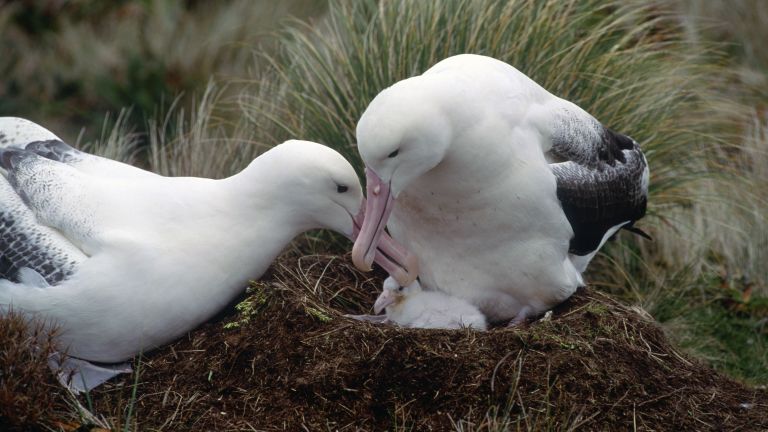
[
  {"left": 0, "top": 117, "right": 417, "bottom": 392},
  {"left": 352, "top": 54, "right": 648, "bottom": 324}
]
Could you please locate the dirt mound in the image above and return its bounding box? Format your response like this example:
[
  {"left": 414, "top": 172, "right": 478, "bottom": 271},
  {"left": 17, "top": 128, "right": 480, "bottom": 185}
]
[{"left": 3, "top": 253, "right": 767, "bottom": 430}]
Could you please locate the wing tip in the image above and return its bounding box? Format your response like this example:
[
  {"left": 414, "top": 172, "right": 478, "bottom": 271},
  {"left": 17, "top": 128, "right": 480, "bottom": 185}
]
[{"left": 623, "top": 225, "right": 652, "bottom": 241}]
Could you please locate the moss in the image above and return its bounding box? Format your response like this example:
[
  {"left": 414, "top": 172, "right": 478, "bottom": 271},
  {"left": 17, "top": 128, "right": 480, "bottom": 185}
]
[
  {"left": 223, "top": 282, "right": 269, "bottom": 329},
  {"left": 304, "top": 306, "right": 333, "bottom": 323}
]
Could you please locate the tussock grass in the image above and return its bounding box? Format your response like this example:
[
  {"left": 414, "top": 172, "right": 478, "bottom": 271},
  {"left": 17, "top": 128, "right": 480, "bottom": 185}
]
[
  {"left": 677, "top": 0, "right": 768, "bottom": 86},
  {"left": 76, "top": 83, "right": 264, "bottom": 179},
  {"left": 145, "top": 84, "right": 263, "bottom": 178},
  {"left": 0, "top": 0, "right": 325, "bottom": 139},
  {"left": 243, "top": 0, "right": 744, "bottom": 188}
]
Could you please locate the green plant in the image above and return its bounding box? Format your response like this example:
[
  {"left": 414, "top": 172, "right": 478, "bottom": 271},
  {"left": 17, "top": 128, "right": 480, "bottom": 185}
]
[{"left": 224, "top": 282, "right": 270, "bottom": 329}]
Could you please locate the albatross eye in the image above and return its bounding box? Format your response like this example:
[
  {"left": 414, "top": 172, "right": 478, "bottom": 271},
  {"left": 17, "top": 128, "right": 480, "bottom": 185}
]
[
  {"left": 336, "top": 184, "right": 348, "bottom": 193},
  {"left": 387, "top": 149, "right": 399, "bottom": 158},
  {"left": 397, "top": 286, "right": 404, "bottom": 292}
]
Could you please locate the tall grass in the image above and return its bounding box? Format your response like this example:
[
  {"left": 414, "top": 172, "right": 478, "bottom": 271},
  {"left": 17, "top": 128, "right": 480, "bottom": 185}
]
[
  {"left": 0, "top": 0, "right": 325, "bottom": 140},
  {"left": 74, "top": 83, "right": 263, "bottom": 180},
  {"left": 677, "top": 0, "right": 768, "bottom": 85}
]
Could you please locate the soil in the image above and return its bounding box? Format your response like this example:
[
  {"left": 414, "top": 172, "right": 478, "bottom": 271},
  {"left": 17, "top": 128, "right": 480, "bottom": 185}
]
[{"left": 2, "top": 253, "right": 767, "bottom": 431}]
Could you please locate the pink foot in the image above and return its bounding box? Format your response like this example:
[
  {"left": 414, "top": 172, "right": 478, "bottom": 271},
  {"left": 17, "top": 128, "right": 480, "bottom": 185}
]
[
  {"left": 507, "top": 306, "right": 532, "bottom": 327},
  {"left": 344, "top": 314, "right": 390, "bottom": 324}
]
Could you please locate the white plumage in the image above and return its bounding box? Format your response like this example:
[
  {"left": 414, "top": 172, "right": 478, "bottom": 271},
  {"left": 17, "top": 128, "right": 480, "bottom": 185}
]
[
  {"left": 373, "top": 277, "right": 487, "bottom": 330},
  {"left": 0, "top": 117, "right": 416, "bottom": 391},
  {"left": 352, "top": 54, "right": 648, "bottom": 324}
]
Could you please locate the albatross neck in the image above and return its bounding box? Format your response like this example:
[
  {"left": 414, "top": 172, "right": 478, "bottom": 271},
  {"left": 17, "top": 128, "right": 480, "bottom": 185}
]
[{"left": 223, "top": 159, "right": 322, "bottom": 240}]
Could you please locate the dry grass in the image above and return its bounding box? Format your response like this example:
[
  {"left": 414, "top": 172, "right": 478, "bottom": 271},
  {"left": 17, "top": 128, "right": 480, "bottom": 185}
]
[{"left": 0, "top": 311, "right": 64, "bottom": 431}]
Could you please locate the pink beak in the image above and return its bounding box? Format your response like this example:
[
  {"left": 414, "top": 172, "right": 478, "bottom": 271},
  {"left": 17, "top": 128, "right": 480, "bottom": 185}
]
[
  {"left": 352, "top": 168, "right": 418, "bottom": 286},
  {"left": 373, "top": 289, "right": 398, "bottom": 314},
  {"left": 351, "top": 204, "right": 418, "bottom": 286}
]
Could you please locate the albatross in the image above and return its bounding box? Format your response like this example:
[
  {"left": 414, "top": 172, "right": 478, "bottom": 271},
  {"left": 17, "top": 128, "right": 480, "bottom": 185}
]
[
  {"left": 0, "top": 117, "right": 417, "bottom": 392},
  {"left": 351, "top": 54, "right": 648, "bottom": 324}
]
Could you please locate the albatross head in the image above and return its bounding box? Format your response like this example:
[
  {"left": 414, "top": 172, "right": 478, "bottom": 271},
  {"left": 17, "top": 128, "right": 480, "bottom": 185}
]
[
  {"left": 352, "top": 78, "right": 452, "bottom": 274},
  {"left": 264, "top": 140, "right": 418, "bottom": 285},
  {"left": 373, "top": 276, "right": 422, "bottom": 314}
]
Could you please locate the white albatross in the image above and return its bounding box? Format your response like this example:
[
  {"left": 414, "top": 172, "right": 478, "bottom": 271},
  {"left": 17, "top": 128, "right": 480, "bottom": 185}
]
[
  {"left": 349, "top": 276, "right": 487, "bottom": 330},
  {"left": 351, "top": 54, "right": 649, "bottom": 325},
  {"left": 0, "top": 117, "right": 417, "bottom": 392}
]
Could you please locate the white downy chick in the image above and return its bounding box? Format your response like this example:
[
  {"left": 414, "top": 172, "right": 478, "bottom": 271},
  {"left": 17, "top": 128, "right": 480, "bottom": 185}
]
[{"left": 374, "top": 277, "right": 487, "bottom": 330}]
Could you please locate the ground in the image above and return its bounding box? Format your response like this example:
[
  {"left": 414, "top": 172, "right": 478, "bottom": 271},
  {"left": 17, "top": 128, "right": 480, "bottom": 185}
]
[{"left": 1, "top": 253, "right": 767, "bottom": 431}]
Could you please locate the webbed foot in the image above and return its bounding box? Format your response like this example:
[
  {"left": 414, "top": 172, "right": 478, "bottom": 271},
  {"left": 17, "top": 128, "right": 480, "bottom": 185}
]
[
  {"left": 507, "top": 306, "right": 532, "bottom": 327},
  {"left": 49, "top": 352, "right": 132, "bottom": 393},
  {"left": 344, "top": 313, "right": 390, "bottom": 324}
]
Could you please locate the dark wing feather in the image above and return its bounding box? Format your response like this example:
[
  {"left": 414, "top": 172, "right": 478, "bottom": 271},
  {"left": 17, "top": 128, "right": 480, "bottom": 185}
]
[
  {"left": 548, "top": 126, "right": 649, "bottom": 256},
  {"left": 25, "top": 139, "right": 86, "bottom": 163}
]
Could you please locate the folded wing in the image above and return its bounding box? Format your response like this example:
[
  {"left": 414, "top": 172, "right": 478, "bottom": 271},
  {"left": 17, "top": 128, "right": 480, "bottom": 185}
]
[
  {"left": 545, "top": 104, "right": 649, "bottom": 261},
  {"left": 0, "top": 118, "right": 148, "bottom": 286},
  {"left": 0, "top": 172, "right": 86, "bottom": 286}
]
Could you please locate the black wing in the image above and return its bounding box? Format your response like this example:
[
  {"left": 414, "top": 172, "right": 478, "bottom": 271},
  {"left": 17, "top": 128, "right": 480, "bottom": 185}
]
[{"left": 548, "top": 125, "right": 649, "bottom": 256}]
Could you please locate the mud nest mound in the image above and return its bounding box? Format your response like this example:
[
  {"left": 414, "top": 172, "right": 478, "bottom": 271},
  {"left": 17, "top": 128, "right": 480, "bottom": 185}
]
[{"left": 3, "top": 253, "right": 768, "bottom": 430}]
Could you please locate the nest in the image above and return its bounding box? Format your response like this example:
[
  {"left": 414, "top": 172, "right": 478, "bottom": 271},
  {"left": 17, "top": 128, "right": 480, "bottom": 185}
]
[{"left": 2, "top": 253, "right": 767, "bottom": 430}]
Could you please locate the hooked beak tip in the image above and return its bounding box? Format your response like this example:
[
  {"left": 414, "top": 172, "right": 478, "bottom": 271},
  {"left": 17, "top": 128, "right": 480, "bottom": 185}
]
[{"left": 351, "top": 243, "right": 375, "bottom": 272}]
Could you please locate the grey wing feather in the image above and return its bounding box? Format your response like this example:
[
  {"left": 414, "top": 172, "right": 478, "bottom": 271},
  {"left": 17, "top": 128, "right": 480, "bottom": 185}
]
[
  {"left": 548, "top": 105, "right": 635, "bottom": 168},
  {"left": 0, "top": 175, "right": 86, "bottom": 285},
  {"left": 0, "top": 148, "right": 97, "bottom": 250},
  {"left": 25, "top": 139, "right": 88, "bottom": 163},
  {"left": 24, "top": 138, "right": 152, "bottom": 179},
  {"left": 0, "top": 118, "right": 138, "bottom": 287}
]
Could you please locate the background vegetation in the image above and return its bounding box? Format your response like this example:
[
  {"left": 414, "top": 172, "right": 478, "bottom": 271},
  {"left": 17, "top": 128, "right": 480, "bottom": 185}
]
[
  {"left": 0, "top": 0, "right": 326, "bottom": 142},
  {"left": 0, "top": 0, "right": 766, "bottom": 427}
]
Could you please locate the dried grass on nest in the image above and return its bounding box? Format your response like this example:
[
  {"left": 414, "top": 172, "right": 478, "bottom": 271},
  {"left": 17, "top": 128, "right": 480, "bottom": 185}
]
[
  {"left": 77, "top": 253, "right": 767, "bottom": 431},
  {"left": 0, "top": 310, "right": 67, "bottom": 431}
]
